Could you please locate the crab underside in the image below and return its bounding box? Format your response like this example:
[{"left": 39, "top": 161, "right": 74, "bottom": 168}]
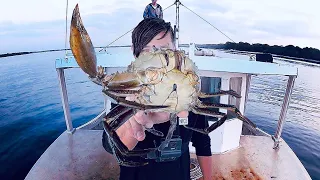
[{"left": 69, "top": 4, "right": 257, "bottom": 166}]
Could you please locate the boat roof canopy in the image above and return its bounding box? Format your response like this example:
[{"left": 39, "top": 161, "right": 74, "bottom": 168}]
[{"left": 55, "top": 50, "right": 298, "bottom": 76}]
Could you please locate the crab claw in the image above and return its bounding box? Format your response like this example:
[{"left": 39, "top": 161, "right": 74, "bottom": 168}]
[{"left": 70, "top": 4, "right": 97, "bottom": 78}]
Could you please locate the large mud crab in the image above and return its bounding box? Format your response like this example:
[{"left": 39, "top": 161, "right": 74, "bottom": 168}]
[{"left": 70, "top": 4, "right": 256, "bottom": 166}]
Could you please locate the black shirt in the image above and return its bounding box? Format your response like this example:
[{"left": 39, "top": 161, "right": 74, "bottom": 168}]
[{"left": 102, "top": 110, "right": 211, "bottom": 180}]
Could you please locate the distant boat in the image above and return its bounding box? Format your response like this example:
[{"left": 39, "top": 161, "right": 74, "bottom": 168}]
[
  {"left": 25, "top": 1, "right": 311, "bottom": 179},
  {"left": 250, "top": 53, "right": 274, "bottom": 63}
]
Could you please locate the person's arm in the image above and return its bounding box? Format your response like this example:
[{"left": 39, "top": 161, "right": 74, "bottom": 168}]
[
  {"left": 190, "top": 114, "right": 213, "bottom": 180},
  {"left": 116, "top": 123, "right": 139, "bottom": 150},
  {"left": 197, "top": 156, "right": 213, "bottom": 180},
  {"left": 116, "top": 111, "right": 187, "bottom": 149},
  {"left": 159, "top": 6, "right": 163, "bottom": 19},
  {"left": 104, "top": 103, "right": 144, "bottom": 151},
  {"left": 103, "top": 96, "right": 189, "bottom": 152},
  {"left": 143, "top": 5, "right": 149, "bottom": 19},
  {"left": 115, "top": 110, "right": 157, "bottom": 150}
]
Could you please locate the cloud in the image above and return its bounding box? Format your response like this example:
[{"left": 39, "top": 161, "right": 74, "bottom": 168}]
[
  {"left": 0, "top": 0, "right": 319, "bottom": 53},
  {"left": 205, "top": 0, "right": 320, "bottom": 47},
  {"left": 0, "top": 0, "right": 177, "bottom": 23}
]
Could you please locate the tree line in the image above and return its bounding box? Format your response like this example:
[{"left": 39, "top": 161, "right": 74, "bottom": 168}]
[{"left": 198, "top": 42, "right": 320, "bottom": 63}]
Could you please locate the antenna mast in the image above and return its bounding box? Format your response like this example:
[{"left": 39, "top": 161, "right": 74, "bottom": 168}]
[{"left": 174, "top": 0, "right": 181, "bottom": 49}]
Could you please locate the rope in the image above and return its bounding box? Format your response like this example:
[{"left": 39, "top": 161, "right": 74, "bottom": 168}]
[
  {"left": 0, "top": 49, "right": 69, "bottom": 58},
  {"left": 2, "top": 1, "right": 238, "bottom": 58},
  {"left": 99, "top": 2, "right": 176, "bottom": 52},
  {"left": 0, "top": 46, "right": 132, "bottom": 59},
  {"left": 64, "top": 0, "right": 69, "bottom": 58},
  {"left": 190, "top": 158, "right": 203, "bottom": 180},
  {"left": 99, "top": 28, "right": 134, "bottom": 52},
  {"left": 180, "top": 3, "right": 236, "bottom": 43}
]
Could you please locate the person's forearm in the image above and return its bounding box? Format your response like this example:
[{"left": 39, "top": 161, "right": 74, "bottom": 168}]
[{"left": 197, "top": 155, "right": 213, "bottom": 180}]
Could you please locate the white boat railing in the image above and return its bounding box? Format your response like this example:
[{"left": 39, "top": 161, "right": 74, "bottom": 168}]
[
  {"left": 56, "top": 68, "right": 75, "bottom": 134},
  {"left": 55, "top": 46, "right": 298, "bottom": 152},
  {"left": 55, "top": 0, "right": 298, "bottom": 151}
]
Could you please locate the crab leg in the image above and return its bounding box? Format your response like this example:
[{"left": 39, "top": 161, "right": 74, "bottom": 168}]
[
  {"left": 199, "top": 90, "right": 241, "bottom": 98},
  {"left": 102, "top": 68, "right": 162, "bottom": 90},
  {"left": 191, "top": 107, "right": 226, "bottom": 118},
  {"left": 69, "top": 4, "right": 146, "bottom": 90},
  {"left": 197, "top": 102, "right": 256, "bottom": 128},
  {"left": 103, "top": 105, "right": 171, "bottom": 167},
  {"left": 104, "top": 85, "right": 155, "bottom": 98},
  {"left": 104, "top": 90, "right": 168, "bottom": 137},
  {"left": 197, "top": 102, "right": 238, "bottom": 109},
  {"left": 104, "top": 72, "right": 144, "bottom": 90},
  {"left": 107, "top": 138, "right": 149, "bottom": 167},
  {"left": 187, "top": 107, "right": 228, "bottom": 134},
  {"left": 103, "top": 106, "right": 142, "bottom": 156},
  {"left": 157, "top": 113, "right": 178, "bottom": 151},
  {"left": 145, "top": 127, "right": 164, "bottom": 137},
  {"left": 183, "top": 116, "right": 228, "bottom": 134},
  {"left": 103, "top": 105, "right": 172, "bottom": 167},
  {"left": 103, "top": 117, "right": 156, "bottom": 167},
  {"left": 70, "top": 4, "right": 97, "bottom": 78},
  {"left": 105, "top": 104, "right": 164, "bottom": 137},
  {"left": 189, "top": 104, "right": 256, "bottom": 134},
  {"left": 104, "top": 105, "right": 131, "bottom": 123},
  {"left": 104, "top": 89, "right": 142, "bottom": 97},
  {"left": 106, "top": 106, "right": 134, "bottom": 130},
  {"left": 103, "top": 89, "right": 169, "bottom": 110},
  {"left": 185, "top": 107, "right": 229, "bottom": 134}
]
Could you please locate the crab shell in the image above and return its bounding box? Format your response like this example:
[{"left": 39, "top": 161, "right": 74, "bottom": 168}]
[
  {"left": 130, "top": 49, "right": 201, "bottom": 113},
  {"left": 100, "top": 49, "right": 202, "bottom": 114}
]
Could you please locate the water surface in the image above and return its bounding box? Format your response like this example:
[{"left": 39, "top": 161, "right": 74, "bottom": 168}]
[{"left": 0, "top": 49, "right": 319, "bottom": 180}]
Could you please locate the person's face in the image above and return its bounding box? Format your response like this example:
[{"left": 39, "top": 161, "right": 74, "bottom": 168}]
[
  {"left": 152, "top": 0, "right": 157, "bottom": 4},
  {"left": 143, "top": 31, "right": 175, "bottom": 52}
]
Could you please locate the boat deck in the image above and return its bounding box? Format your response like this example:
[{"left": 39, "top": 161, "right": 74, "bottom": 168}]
[
  {"left": 25, "top": 130, "right": 119, "bottom": 180},
  {"left": 199, "top": 135, "right": 311, "bottom": 179},
  {"left": 25, "top": 129, "right": 311, "bottom": 180}
]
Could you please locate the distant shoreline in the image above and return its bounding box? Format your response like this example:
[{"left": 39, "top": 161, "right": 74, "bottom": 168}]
[
  {"left": 218, "top": 49, "right": 320, "bottom": 65},
  {"left": 194, "top": 42, "right": 320, "bottom": 65}
]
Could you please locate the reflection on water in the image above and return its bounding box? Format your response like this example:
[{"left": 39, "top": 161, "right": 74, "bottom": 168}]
[{"left": 0, "top": 50, "right": 319, "bottom": 180}]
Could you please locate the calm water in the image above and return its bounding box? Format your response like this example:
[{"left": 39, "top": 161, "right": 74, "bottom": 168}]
[{"left": 0, "top": 49, "right": 319, "bottom": 180}]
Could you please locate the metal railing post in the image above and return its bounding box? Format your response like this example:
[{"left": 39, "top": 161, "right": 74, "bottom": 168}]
[
  {"left": 104, "top": 67, "right": 111, "bottom": 115},
  {"left": 273, "top": 75, "right": 296, "bottom": 149},
  {"left": 57, "top": 68, "right": 75, "bottom": 134}
]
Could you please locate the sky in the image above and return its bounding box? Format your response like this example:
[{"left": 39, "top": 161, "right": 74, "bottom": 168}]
[{"left": 0, "top": 0, "right": 319, "bottom": 53}]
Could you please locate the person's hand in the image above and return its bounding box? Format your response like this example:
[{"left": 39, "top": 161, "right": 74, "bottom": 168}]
[
  {"left": 115, "top": 96, "right": 188, "bottom": 150},
  {"left": 122, "top": 110, "right": 188, "bottom": 141}
]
